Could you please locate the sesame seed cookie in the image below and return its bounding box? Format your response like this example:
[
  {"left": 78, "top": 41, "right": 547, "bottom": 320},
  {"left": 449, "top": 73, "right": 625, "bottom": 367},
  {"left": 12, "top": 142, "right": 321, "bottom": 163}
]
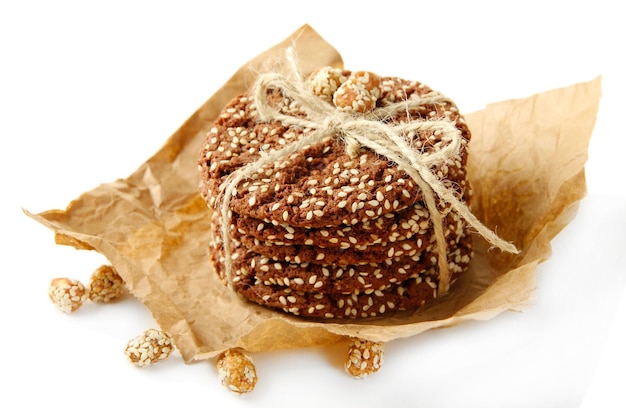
[
  {"left": 218, "top": 208, "right": 466, "bottom": 266},
  {"left": 198, "top": 74, "right": 471, "bottom": 229},
  {"left": 209, "top": 230, "right": 435, "bottom": 294},
  {"left": 212, "top": 233, "right": 473, "bottom": 319},
  {"left": 229, "top": 201, "right": 433, "bottom": 249}
]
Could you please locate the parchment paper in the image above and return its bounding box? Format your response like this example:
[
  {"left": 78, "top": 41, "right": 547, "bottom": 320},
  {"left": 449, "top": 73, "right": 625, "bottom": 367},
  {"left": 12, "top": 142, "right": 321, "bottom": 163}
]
[{"left": 24, "top": 24, "right": 601, "bottom": 363}]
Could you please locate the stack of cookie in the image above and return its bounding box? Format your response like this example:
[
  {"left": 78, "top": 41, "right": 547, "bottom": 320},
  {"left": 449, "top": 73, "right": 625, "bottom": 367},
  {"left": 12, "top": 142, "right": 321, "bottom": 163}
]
[{"left": 198, "top": 67, "right": 474, "bottom": 319}]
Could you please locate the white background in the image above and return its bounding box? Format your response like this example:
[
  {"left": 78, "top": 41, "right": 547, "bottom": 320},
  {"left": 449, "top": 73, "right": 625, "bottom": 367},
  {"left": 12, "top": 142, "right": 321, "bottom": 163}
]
[{"left": 1, "top": 1, "right": 625, "bottom": 407}]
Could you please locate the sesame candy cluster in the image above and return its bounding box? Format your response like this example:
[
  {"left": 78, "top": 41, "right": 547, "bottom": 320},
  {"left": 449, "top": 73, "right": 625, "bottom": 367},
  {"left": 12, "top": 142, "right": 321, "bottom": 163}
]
[
  {"left": 48, "top": 264, "right": 127, "bottom": 313},
  {"left": 48, "top": 277, "right": 89, "bottom": 313},
  {"left": 46, "top": 266, "right": 178, "bottom": 372},
  {"left": 216, "top": 349, "right": 258, "bottom": 394},
  {"left": 198, "top": 68, "right": 474, "bottom": 319},
  {"left": 345, "top": 338, "right": 384, "bottom": 378},
  {"left": 124, "top": 329, "right": 174, "bottom": 367},
  {"left": 333, "top": 70, "right": 382, "bottom": 112},
  {"left": 88, "top": 264, "right": 126, "bottom": 303}
]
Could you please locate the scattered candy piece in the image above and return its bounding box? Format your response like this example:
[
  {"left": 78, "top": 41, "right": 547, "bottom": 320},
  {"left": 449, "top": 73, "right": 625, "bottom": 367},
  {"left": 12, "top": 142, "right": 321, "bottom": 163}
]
[
  {"left": 345, "top": 338, "right": 384, "bottom": 378},
  {"left": 88, "top": 264, "right": 126, "bottom": 303},
  {"left": 216, "top": 349, "right": 258, "bottom": 394},
  {"left": 48, "top": 277, "right": 88, "bottom": 313},
  {"left": 124, "top": 329, "right": 174, "bottom": 367}
]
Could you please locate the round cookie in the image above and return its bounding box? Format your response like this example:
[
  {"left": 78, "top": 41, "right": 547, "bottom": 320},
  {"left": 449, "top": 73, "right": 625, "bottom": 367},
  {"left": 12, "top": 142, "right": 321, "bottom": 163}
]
[
  {"left": 198, "top": 74, "right": 471, "bottom": 229},
  {"left": 238, "top": 272, "right": 439, "bottom": 319},
  {"left": 234, "top": 232, "right": 431, "bottom": 266},
  {"left": 225, "top": 207, "right": 467, "bottom": 266},
  {"left": 232, "top": 225, "right": 467, "bottom": 268},
  {"left": 230, "top": 201, "right": 433, "bottom": 248},
  {"left": 213, "top": 235, "right": 474, "bottom": 319},
  {"left": 209, "top": 233, "right": 435, "bottom": 294}
]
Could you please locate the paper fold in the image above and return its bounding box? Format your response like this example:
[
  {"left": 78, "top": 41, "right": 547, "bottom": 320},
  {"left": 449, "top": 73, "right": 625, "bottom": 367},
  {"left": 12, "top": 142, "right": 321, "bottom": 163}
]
[{"left": 25, "top": 24, "right": 601, "bottom": 363}]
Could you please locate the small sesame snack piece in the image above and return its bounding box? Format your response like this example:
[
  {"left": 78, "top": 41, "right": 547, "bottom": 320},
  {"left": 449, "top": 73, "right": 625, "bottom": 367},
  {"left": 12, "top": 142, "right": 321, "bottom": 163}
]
[
  {"left": 88, "top": 264, "right": 126, "bottom": 303},
  {"left": 48, "top": 277, "right": 88, "bottom": 313},
  {"left": 344, "top": 338, "right": 384, "bottom": 379},
  {"left": 307, "top": 66, "right": 348, "bottom": 103},
  {"left": 333, "top": 71, "right": 381, "bottom": 113},
  {"left": 216, "top": 349, "right": 258, "bottom": 394},
  {"left": 124, "top": 329, "right": 174, "bottom": 367}
]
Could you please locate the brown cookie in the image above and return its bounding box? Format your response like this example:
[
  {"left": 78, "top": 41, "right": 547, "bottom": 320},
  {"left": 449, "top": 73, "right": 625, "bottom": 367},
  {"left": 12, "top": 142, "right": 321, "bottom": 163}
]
[
  {"left": 238, "top": 272, "right": 439, "bottom": 319},
  {"left": 212, "top": 234, "right": 473, "bottom": 319},
  {"left": 209, "top": 232, "right": 436, "bottom": 294},
  {"left": 230, "top": 201, "right": 432, "bottom": 248},
  {"left": 214, "top": 198, "right": 467, "bottom": 265},
  {"left": 231, "top": 214, "right": 463, "bottom": 266},
  {"left": 198, "top": 74, "right": 471, "bottom": 229}
]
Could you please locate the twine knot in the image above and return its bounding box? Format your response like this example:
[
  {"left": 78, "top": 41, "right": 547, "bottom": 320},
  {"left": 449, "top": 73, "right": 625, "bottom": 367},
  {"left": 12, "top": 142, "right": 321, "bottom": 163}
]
[{"left": 321, "top": 114, "right": 344, "bottom": 130}]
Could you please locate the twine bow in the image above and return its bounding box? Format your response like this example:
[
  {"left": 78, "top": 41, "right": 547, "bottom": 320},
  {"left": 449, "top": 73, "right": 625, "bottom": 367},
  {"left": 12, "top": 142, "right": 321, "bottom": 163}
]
[{"left": 218, "top": 56, "right": 519, "bottom": 297}]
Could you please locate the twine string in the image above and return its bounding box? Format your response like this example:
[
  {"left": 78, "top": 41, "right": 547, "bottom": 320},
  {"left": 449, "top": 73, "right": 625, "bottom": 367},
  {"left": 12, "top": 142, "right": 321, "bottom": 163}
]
[{"left": 218, "top": 63, "right": 519, "bottom": 297}]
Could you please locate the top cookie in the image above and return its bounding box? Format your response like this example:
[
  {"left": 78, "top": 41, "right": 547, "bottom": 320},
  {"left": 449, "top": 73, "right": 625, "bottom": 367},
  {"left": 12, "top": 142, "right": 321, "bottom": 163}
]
[{"left": 198, "top": 68, "right": 471, "bottom": 229}]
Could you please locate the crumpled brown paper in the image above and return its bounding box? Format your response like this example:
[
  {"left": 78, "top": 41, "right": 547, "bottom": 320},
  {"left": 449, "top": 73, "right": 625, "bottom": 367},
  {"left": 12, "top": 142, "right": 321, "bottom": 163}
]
[{"left": 25, "top": 24, "right": 601, "bottom": 363}]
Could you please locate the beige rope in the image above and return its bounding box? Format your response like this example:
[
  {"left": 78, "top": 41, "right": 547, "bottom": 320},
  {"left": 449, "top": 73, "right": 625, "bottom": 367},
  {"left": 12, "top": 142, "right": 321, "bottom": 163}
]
[{"left": 218, "top": 57, "right": 519, "bottom": 297}]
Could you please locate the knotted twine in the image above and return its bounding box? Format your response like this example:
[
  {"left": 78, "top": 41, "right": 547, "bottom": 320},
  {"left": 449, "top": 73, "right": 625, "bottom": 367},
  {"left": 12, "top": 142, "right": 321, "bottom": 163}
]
[{"left": 217, "top": 56, "right": 519, "bottom": 298}]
